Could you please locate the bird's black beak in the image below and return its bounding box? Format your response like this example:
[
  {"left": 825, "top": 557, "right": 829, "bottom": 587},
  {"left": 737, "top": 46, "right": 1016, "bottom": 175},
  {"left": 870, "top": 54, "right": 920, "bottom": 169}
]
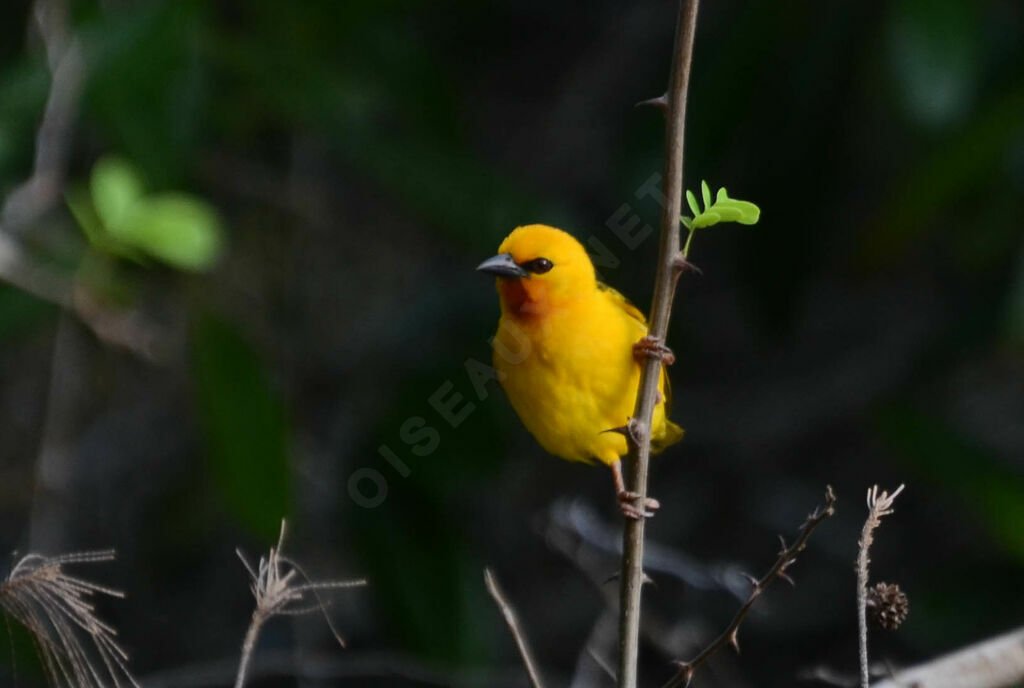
[{"left": 476, "top": 253, "right": 529, "bottom": 278}]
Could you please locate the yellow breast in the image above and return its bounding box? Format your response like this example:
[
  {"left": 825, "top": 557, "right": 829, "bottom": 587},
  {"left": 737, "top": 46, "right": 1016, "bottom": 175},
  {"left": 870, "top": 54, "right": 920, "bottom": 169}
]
[{"left": 493, "top": 288, "right": 675, "bottom": 465}]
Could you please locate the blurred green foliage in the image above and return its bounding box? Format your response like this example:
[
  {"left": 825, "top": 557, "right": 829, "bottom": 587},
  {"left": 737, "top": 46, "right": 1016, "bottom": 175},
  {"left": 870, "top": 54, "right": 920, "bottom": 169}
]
[
  {"left": 69, "top": 155, "right": 224, "bottom": 269},
  {"left": 190, "top": 314, "right": 290, "bottom": 540}
]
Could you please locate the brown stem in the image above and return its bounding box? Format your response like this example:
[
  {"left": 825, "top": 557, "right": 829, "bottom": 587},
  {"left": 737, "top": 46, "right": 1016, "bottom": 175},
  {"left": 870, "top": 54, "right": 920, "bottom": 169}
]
[
  {"left": 485, "top": 568, "right": 546, "bottom": 688},
  {"left": 617, "top": 1, "right": 701, "bottom": 687},
  {"left": 856, "top": 484, "right": 904, "bottom": 688},
  {"left": 661, "top": 486, "right": 837, "bottom": 688}
]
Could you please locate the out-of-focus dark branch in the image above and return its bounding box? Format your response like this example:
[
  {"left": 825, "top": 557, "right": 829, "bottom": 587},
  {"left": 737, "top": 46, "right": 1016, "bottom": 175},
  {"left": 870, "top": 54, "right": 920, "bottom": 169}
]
[
  {"left": 661, "top": 486, "right": 837, "bottom": 688},
  {"left": 0, "top": 0, "right": 167, "bottom": 361},
  {"left": 484, "top": 568, "right": 546, "bottom": 688},
  {"left": 618, "top": 1, "right": 700, "bottom": 685},
  {"left": 139, "top": 649, "right": 530, "bottom": 688},
  {"left": 2, "top": 0, "right": 82, "bottom": 235},
  {"left": 871, "top": 625, "right": 1024, "bottom": 688}
]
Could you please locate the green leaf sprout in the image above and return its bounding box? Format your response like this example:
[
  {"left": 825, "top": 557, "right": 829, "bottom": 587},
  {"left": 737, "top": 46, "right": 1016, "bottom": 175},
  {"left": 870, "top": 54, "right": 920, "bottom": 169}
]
[{"left": 681, "top": 180, "right": 760, "bottom": 230}]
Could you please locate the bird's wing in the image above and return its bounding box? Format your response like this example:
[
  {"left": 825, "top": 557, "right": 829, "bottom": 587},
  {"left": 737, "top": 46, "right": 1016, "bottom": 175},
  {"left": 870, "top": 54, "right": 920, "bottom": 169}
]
[
  {"left": 596, "top": 281, "right": 647, "bottom": 325},
  {"left": 596, "top": 281, "right": 674, "bottom": 416}
]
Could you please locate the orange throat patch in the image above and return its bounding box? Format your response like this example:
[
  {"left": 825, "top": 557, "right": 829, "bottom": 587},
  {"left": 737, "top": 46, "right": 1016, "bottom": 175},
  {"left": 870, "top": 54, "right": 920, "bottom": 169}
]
[{"left": 499, "top": 278, "right": 550, "bottom": 319}]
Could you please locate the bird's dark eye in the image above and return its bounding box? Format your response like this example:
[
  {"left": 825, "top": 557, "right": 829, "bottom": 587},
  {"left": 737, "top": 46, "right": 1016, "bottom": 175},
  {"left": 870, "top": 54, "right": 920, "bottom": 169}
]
[{"left": 522, "top": 257, "right": 553, "bottom": 274}]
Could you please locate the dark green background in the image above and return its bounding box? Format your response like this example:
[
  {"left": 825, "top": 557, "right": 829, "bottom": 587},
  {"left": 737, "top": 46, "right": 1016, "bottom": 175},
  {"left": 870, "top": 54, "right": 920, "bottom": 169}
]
[{"left": 1, "top": 0, "right": 1022, "bottom": 686}]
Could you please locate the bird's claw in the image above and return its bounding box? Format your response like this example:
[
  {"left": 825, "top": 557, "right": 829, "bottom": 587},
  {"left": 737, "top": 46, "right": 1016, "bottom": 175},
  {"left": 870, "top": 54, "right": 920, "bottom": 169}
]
[
  {"left": 633, "top": 336, "right": 675, "bottom": 366},
  {"left": 618, "top": 490, "right": 661, "bottom": 520}
]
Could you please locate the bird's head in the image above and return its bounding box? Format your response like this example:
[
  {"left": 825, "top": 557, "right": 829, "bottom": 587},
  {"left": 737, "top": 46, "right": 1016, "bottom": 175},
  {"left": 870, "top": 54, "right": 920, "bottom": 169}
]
[{"left": 477, "top": 224, "right": 595, "bottom": 319}]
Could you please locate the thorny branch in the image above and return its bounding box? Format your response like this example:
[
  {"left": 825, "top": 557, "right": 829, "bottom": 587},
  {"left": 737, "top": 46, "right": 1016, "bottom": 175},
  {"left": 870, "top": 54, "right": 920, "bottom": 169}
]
[
  {"left": 484, "top": 568, "right": 546, "bottom": 688},
  {"left": 857, "top": 484, "right": 904, "bottom": 688},
  {"left": 618, "top": 0, "right": 701, "bottom": 685},
  {"left": 661, "top": 486, "right": 838, "bottom": 688}
]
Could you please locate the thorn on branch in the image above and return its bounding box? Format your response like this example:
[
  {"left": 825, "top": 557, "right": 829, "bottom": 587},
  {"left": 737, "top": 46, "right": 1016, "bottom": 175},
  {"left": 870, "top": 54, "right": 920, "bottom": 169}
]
[
  {"left": 602, "top": 418, "right": 647, "bottom": 448},
  {"left": 635, "top": 93, "right": 669, "bottom": 111},
  {"left": 672, "top": 253, "right": 702, "bottom": 275},
  {"left": 728, "top": 628, "right": 741, "bottom": 653}
]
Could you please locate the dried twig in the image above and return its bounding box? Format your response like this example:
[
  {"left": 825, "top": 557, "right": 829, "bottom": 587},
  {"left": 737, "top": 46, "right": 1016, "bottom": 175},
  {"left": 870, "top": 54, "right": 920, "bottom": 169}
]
[
  {"left": 871, "top": 624, "right": 1024, "bottom": 688},
  {"left": 857, "top": 484, "right": 904, "bottom": 688},
  {"left": 618, "top": 1, "right": 701, "bottom": 686},
  {"left": 0, "top": 0, "right": 167, "bottom": 360},
  {"left": 661, "top": 486, "right": 838, "bottom": 688},
  {"left": 0, "top": 549, "right": 138, "bottom": 688},
  {"left": 484, "top": 568, "right": 546, "bottom": 688},
  {"left": 234, "top": 520, "right": 367, "bottom": 688},
  {"left": 1, "top": 0, "right": 83, "bottom": 236}
]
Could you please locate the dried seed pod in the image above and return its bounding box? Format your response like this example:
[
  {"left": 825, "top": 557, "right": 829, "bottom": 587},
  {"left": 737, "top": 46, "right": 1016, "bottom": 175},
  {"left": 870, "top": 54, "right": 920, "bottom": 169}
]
[{"left": 867, "top": 581, "right": 909, "bottom": 630}]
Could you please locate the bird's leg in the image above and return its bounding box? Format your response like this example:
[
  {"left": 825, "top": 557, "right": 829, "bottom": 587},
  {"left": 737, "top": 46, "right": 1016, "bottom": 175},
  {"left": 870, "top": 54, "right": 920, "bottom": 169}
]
[
  {"left": 633, "top": 335, "right": 675, "bottom": 366},
  {"left": 611, "top": 459, "right": 660, "bottom": 520}
]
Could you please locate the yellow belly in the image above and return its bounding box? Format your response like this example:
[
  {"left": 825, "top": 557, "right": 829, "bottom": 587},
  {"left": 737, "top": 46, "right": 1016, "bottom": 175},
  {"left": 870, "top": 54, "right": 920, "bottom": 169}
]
[{"left": 492, "top": 298, "right": 676, "bottom": 465}]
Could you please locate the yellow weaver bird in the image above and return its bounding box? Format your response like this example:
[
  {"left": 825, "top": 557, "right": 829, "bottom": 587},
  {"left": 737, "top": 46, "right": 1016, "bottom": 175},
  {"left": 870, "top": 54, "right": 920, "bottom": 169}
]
[{"left": 478, "top": 224, "right": 683, "bottom": 518}]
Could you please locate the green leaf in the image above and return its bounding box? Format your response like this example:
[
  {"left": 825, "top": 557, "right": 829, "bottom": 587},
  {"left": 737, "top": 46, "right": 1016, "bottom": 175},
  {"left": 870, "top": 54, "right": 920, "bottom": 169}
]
[
  {"left": 115, "top": 193, "right": 224, "bottom": 271},
  {"left": 191, "top": 314, "right": 291, "bottom": 538},
  {"left": 680, "top": 182, "right": 761, "bottom": 229},
  {"left": 66, "top": 187, "right": 144, "bottom": 262},
  {"left": 90, "top": 156, "right": 145, "bottom": 231},
  {"left": 692, "top": 211, "right": 721, "bottom": 229},
  {"left": 716, "top": 198, "right": 761, "bottom": 224},
  {"left": 710, "top": 205, "right": 743, "bottom": 223},
  {"left": 686, "top": 190, "right": 701, "bottom": 217}
]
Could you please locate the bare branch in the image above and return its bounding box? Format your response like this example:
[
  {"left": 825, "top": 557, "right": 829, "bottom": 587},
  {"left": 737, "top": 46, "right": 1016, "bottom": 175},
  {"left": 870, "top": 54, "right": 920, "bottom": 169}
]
[
  {"left": 2, "top": 0, "right": 83, "bottom": 235},
  {"left": 618, "top": 1, "right": 701, "bottom": 686},
  {"left": 661, "top": 486, "right": 838, "bottom": 688},
  {"left": 0, "top": 0, "right": 169, "bottom": 361},
  {"left": 234, "top": 520, "right": 367, "bottom": 688},
  {"left": 857, "top": 484, "right": 904, "bottom": 688},
  {"left": 484, "top": 568, "right": 546, "bottom": 688},
  {"left": 871, "top": 625, "right": 1024, "bottom": 688}
]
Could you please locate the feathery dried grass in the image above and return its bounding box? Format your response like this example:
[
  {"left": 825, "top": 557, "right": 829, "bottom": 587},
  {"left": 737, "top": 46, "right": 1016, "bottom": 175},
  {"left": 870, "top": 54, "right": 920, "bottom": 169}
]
[
  {"left": 234, "top": 520, "right": 367, "bottom": 688},
  {"left": 0, "top": 549, "right": 137, "bottom": 688}
]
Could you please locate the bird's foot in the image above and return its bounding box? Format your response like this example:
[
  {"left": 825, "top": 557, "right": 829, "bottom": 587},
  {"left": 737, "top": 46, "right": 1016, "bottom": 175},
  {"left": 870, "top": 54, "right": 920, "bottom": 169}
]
[
  {"left": 633, "top": 336, "right": 675, "bottom": 366},
  {"left": 611, "top": 459, "right": 659, "bottom": 519},
  {"left": 618, "top": 490, "right": 661, "bottom": 520}
]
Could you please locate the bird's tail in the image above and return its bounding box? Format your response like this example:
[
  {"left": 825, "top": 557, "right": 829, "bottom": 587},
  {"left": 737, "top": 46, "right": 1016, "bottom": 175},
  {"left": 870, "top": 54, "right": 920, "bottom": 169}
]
[{"left": 651, "top": 419, "right": 684, "bottom": 454}]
